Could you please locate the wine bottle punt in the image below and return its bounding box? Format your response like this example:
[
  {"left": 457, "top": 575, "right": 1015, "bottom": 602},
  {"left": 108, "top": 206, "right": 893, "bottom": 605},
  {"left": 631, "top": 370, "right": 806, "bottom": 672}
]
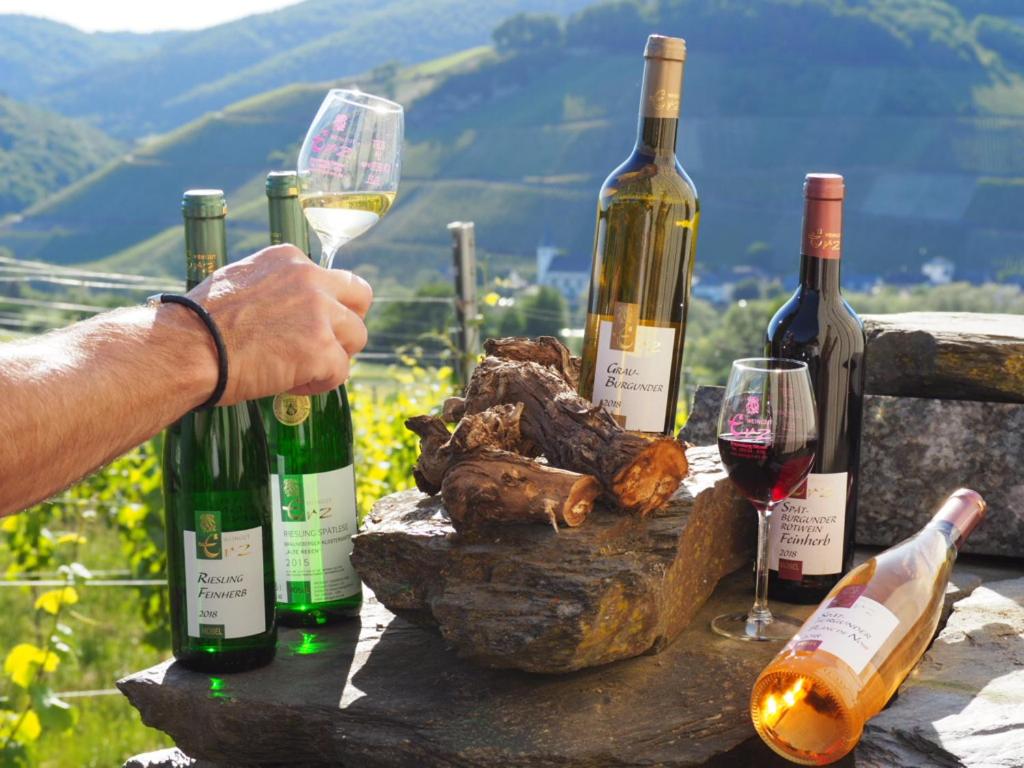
[
  {"left": 578, "top": 34, "right": 699, "bottom": 435},
  {"left": 751, "top": 489, "right": 986, "bottom": 765},
  {"left": 264, "top": 171, "right": 362, "bottom": 627},
  {"left": 765, "top": 173, "right": 866, "bottom": 604},
  {"left": 162, "top": 189, "right": 277, "bottom": 672}
]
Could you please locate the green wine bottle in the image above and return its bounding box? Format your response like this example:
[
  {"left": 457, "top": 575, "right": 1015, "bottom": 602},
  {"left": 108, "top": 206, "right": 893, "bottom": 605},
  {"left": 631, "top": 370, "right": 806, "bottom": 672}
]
[
  {"left": 162, "top": 189, "right": 277, "bottom": 672},
  {"left": 264, "top": 171, "right": 362, "bottom": 627},
  {"left": 578, "top": 35, "right": 699, "bottom": 435}
]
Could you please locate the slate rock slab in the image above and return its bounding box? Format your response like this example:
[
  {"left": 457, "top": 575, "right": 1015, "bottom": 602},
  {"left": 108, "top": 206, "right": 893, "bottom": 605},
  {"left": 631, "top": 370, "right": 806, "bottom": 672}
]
[
  {"left": 858, "top": 394, "right": 1024, "bottom": 558},
  {"left": 858, "top": 577, "right": 1024, "bottom": 768},
  {"left": 119, "top": 572, "right": 813, "bottom": 768},
  {"left": 679, "top": 386, "right": 1024, "bottom": 557},
  {"left": 863, "top": 312, "right": 1024, "bottom": 403},
  {"left": 351, "top": 446, "right": 754, "bottom": 673}
]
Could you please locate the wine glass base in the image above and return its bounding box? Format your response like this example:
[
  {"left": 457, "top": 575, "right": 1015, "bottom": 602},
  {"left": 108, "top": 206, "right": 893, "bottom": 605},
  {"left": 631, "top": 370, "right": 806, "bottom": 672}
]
[{"left": 710, "top": 611, "right": 803, "bottom": 642}]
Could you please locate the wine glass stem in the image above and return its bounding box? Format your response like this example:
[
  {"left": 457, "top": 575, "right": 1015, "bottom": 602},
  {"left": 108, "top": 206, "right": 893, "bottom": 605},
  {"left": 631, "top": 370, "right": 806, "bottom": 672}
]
[
  {"left": 320, "top": 247, "right": 338, "bottom": 270},
  {"left": 750, "top": 502, "right": 775, "bottom": 624}
]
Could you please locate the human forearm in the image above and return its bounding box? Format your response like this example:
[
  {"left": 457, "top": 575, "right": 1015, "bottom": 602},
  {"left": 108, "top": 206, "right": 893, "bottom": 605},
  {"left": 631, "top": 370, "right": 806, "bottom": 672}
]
[
  {"left": 0, "top": 246, "right": 372, "bottom": 517},
  {"left": 0, "top": 303, "right": 216, "bottom": 516}
]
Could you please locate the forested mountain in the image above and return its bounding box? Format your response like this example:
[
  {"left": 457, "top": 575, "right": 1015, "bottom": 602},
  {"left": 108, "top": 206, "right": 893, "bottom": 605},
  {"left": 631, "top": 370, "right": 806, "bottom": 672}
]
[
  {"left": 0, "top": 95, "right": 122, "bottom": 216},
  {"left": 31, "top": 0, "right": 594, "bottom": 138},
  {"left": 3, "top": 0, "right": 1024, "bottom": 286},
  {"left": 0, "top": 15, "right": 174, "bottom": 100}
]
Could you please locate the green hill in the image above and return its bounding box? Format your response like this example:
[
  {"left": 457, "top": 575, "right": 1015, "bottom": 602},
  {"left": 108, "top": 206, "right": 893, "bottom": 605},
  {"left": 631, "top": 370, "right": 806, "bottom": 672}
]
[
  {"left": 0, "top": 95, "right": 123, "bottom": 216},
  {"left": 36, "top": 0, "right": 593, "bottom": 139},
  {"left": 5, "top": 0, "right": 1024, "bottom": 284},
  {"left": 0, "top": 15, "right": 173, "bottom": 101}
]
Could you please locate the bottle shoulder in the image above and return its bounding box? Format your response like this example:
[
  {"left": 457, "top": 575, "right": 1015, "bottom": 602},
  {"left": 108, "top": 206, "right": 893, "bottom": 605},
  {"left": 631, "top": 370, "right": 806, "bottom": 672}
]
[
  {"left": 768, "top": 286, "right": 866, "bottom": 347},
  {"left": 600, "top": 151, "right": 698, "bottom": 206}
]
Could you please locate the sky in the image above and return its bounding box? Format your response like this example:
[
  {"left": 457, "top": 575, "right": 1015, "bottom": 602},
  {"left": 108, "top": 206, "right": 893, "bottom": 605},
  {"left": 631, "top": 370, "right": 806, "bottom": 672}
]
[{"left": 0, "top": 0, "right": 302, "bottom": 32}]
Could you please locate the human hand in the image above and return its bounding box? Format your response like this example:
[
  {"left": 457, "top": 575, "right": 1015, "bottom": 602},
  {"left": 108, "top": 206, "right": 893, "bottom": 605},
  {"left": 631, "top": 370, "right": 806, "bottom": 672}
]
[{"left": 185, "top": 245, "right": 372, "bottom": 404}]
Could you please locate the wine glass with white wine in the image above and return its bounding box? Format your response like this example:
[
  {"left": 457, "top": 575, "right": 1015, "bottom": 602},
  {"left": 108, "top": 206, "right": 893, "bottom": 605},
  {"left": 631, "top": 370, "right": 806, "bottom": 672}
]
[{"left": 297, "top": 89, "right": 403, "bottom": 268}]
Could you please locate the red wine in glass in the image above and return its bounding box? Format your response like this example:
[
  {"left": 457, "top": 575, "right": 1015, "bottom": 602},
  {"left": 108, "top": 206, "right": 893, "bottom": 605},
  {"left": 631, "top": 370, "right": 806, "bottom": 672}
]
[{"left": 717, "top": 435, "right": 817, "bottom": 507}]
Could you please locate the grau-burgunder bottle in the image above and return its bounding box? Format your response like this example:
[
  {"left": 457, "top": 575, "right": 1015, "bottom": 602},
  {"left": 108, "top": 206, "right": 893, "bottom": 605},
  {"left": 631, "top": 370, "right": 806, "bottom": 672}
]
[
  {"left": 162, "top": 189, "right": 276, "bottom": 671},
  {"left": 577, "top": 34, "right": 700, "bottom": 435},
  {"left": 263, "top": 171, "right": 362, "bottom": 627},
  {"left": 751, "top": 489, "right": 986, "bottom": 765}
]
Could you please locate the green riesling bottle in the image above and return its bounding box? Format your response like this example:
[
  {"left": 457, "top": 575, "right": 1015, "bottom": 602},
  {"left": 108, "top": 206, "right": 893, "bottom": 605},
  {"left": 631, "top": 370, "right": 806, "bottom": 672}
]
[
  {"left": 162, "top": 189, "right": 277, "bottom": 672},
  {"left": 264, "top": 171, "right": 362, "bottom": 627}
]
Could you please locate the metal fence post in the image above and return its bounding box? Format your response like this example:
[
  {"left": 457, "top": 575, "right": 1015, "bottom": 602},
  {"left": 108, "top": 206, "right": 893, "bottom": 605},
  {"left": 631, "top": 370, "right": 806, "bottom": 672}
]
[{"left": 448, "top": 221, "right": 479, "bottom": 386}]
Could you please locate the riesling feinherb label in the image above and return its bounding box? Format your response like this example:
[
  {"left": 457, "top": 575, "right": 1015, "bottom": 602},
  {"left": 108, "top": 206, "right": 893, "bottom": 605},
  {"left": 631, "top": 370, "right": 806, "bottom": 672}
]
[{"left": 183, "top": 525, "right": 266, "bottom": 640}]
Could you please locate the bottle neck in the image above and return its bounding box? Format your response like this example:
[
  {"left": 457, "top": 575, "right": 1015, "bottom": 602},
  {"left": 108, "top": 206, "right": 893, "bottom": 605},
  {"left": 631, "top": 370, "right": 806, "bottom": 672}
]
[
  {"left": 634, "top": 56, "right": 683, "bottom": 158},
  {"left": 798, "top": 253, "right": 842, "bottom": 294},
  {"left": 268, "top": 195, "right": 310, "bottom": 257},
  {"left": 184, "top": 217, "right": 227, "bottom": 291},
  {"left": 925, "top": 488, "right": 987, "bottom": 553},
  {"left": 636, "top": 117, "right": 678, "bottom": 157},
  {"left": 799, "top": 195, "right": 843, "bottom": 295}
]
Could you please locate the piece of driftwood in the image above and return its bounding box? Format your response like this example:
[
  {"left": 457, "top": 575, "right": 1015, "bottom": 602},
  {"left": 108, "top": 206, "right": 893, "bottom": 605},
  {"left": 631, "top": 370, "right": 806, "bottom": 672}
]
[
  {"left": 406, "top": 404, "right": 533, "bottom": 495},
  {"left": 406, "top": 405, "right": 598, "bottom": 530},
  {"left": 460, "top": 357, "right": 688, "bottom": 515},
  {"left": 442, "top": 451, "right": 600, "bottom": 531},
  {"left": 483, "top": 335, "right": 581, "bottom": 389}
]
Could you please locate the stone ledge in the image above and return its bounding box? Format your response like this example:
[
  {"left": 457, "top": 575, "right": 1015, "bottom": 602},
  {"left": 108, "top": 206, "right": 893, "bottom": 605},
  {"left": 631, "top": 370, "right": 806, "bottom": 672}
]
[{"left": 863, "top": 312, "right": 1024, "bottom": 404}]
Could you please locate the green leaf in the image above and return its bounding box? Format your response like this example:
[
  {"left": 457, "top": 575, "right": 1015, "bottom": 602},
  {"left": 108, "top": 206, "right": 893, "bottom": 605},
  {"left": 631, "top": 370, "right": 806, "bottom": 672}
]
[
  {"left": 29, "top": 686, "right": 75, "bottom": 732},
  {"left": 55, "top": 533, "right": 86, "bottom": 546},
  {"left": 34, "top": 587, "right": 78, "bottom": 615}
]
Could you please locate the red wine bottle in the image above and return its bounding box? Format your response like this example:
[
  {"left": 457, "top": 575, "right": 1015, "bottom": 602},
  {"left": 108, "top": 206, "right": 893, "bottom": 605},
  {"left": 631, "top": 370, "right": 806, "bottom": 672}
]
[{"left": 765, "top": 174, "right": 866, "bottom": 604}]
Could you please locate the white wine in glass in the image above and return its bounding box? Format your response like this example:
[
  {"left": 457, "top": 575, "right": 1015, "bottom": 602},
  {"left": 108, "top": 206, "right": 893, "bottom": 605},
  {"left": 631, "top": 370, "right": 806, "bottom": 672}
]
[{"left": 297, "top": 89, "right": 403, "bottom": 268}]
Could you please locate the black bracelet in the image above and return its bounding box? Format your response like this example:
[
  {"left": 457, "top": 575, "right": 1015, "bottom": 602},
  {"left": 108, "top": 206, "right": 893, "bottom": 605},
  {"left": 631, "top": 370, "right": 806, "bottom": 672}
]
[{"left": 148, "top": 293, "right": 228, "bottom": 410}]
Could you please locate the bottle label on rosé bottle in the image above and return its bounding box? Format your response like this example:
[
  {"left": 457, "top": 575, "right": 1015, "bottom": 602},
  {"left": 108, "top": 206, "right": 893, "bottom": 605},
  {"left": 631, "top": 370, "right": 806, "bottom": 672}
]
[
  {"left": 769, "top": 472, "right": 847, "bottom": 578},
  {"left": 789, "top": 584, "right": 899, "bottom": 674}
]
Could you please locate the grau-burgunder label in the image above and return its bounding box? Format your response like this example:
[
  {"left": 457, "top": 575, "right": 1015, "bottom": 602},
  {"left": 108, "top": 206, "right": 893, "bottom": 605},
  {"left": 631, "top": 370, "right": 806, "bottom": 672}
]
[
  {"left": 769, "top": 472, "right": 847, "bottom": 579},
  {"left": 271, "top": 465, "right": 360, "bottom": 605},
  {"left": 591, "top": 306, "right": 677, "bottom": 432},
  {"left": 183, "top": 523, "right": 266, "bottom": 640},
  {"left": 787, "top": 584, "right": 899, "bottom": 675}
]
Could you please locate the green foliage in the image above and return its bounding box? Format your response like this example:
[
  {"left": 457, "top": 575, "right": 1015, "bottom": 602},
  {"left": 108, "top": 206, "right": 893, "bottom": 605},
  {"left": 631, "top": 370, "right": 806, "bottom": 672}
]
[
  {"left": 493, "top": 14, "right": 564, "bottom": 54},
  {"left": 564, "top": 0, "right": 651, "bottom": 50},
  {"left": 519, "top": 286, "right": 568, "bottom": 338},
  {"left": 0, "top": 96, "right": 122, "bottom": 216},
  {"left": 368, "top": 283, "right": 456, "bottom": 358},
  {"left": 349, "top": 364, "right": 455, "bottom": 516},
  {"left": 0, "top": 508, "right": 87, "bottom": 763}
]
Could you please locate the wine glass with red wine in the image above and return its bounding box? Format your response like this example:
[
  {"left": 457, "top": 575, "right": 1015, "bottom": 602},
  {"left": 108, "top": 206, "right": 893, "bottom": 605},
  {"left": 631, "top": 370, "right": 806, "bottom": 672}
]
[{"left": 713, "top": 358, "right": 817, "bottom": 642}]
